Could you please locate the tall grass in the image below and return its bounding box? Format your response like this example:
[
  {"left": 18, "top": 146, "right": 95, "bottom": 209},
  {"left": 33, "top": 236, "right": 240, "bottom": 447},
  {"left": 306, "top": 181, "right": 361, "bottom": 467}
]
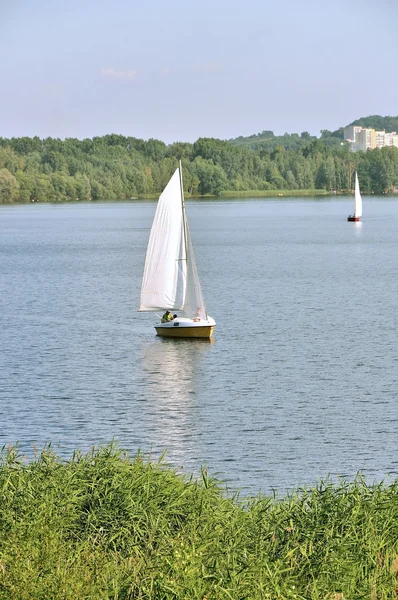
[{"left": 0, "top": 444, "right": 397, "bottom": 599}]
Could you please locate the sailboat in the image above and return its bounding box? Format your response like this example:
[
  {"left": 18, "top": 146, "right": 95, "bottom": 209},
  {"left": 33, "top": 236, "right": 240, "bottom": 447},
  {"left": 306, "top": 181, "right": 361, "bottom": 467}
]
[
  {"left": 347, "top": 171, "right": 363, "bottom": 222},
  {"left": 139, "top": 162, "right": 216, "bottom": 338}
]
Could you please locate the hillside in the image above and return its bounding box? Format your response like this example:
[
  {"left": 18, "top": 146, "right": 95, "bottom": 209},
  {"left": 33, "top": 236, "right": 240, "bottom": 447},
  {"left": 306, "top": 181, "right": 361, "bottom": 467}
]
[
  {"left": 350, "top": 115, "right": 398, "bottom": 133},
  {"left": 0, "top": 115, "right": 398, "bottom": 202},
  {"left": 229, "top": 115, "right": 398, "bottom": 151},
  {"left": 229, "top": 128, "right": 345, "bottom": 151}
]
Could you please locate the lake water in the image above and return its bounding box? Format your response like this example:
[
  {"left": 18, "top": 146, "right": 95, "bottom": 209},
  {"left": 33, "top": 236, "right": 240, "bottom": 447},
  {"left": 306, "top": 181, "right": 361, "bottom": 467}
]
[{"left": 1, "top": 197, "right": 397, "bottom": 496}]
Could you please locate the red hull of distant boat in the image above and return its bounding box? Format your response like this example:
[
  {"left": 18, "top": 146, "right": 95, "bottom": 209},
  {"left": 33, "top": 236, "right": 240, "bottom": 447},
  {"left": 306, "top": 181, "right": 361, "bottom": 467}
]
[{"left": 347, "top": 216, "right": 360, "bottom": 222}]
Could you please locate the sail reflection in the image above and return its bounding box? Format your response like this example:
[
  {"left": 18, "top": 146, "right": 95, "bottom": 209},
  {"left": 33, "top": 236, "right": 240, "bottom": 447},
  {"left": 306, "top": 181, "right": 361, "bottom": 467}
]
[
  {"left": 354, "top": 220, "right": 363, "bottom": 237},
  {"left": 139, "top": 338, "right": 214, "bottom": 466}
]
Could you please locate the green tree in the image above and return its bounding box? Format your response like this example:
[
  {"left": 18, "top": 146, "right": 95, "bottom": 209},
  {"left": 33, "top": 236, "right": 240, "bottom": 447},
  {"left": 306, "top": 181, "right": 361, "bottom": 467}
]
[
  {"left": 0, "top": 168, "right": 20, "bottom": 202},
  {"left": 9, "top": 136, "right": 42, "bottom": 154},
  {"left": 316, "top": 156, "right": 336, "bottom": 190},
  {"left": 193, "top": 157, "right": 228, "bottom": 195},
  {"left": 144, "top": 138, "right": 166, "bottom": 161},
  {"left": 166, "top": 142, "right": 193, "bottom": 161},
  {"left": 75, "top": 174, "right": 91, "bottom": 201},
  {"left": 15, "top": 170, "right": 36, "bottom": 202},
  {"left": 366, "top": 149, "right": 395, "bottom": 193},
  {"left": 42, "top": 151, "right": 68, "bottom": 173},
  {"left": 0, "top": 147, "right": 23, "bottom": 173}
]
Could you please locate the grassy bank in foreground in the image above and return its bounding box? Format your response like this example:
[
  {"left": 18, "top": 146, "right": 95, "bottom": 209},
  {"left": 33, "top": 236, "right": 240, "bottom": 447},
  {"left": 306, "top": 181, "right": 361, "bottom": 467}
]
[{"left": 0, "top": 446, "right": 397, "bottom": 599}]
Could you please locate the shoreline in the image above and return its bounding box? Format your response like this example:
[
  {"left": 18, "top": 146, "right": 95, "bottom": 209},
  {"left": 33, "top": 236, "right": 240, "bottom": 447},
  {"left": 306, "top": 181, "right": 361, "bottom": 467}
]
[{"left": 1, "top": 189, "right": 397, "bottom": 205}]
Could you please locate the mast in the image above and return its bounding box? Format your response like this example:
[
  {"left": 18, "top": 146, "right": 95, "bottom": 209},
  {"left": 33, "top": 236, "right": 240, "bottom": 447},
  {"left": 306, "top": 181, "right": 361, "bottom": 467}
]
[
  {"left": 179, "top": 160, "right": 188, "bottom": 265},
  {"left": 178, "top": 160, "right": 208, "bottom": 320}
]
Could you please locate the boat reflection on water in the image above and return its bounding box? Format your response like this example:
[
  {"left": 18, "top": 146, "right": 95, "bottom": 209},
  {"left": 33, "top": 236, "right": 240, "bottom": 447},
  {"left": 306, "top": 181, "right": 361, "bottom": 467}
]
[
  {"left": 138, "top": 337, "right": 214, "bottom": 469},
  {"left": 353, "top": 220, "right": 363, "bottom": 242},
  {"left": 354, "top": 220, "right": 363, "bottom": 232}
]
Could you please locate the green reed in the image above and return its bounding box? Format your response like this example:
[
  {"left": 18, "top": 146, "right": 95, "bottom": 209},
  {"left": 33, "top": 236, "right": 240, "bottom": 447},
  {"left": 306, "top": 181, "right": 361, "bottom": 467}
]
[{"left": 0, "top": 444, "right": 397, "bottom": 599}]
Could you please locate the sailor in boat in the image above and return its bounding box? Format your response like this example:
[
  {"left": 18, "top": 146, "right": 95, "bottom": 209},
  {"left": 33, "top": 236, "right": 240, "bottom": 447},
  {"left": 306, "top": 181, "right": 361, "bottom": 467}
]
[
  {"left": 193, "top": 307, "right": 202, "bottom": 322},
  {"left": 161, "top": 310, "right": 173, "bottom": 323}
]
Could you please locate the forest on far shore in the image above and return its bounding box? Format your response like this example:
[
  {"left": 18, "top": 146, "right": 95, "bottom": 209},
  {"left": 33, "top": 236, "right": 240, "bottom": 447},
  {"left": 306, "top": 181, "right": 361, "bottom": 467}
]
[{"left": 1, "top": 115, "right": 398, "bottom": 203}]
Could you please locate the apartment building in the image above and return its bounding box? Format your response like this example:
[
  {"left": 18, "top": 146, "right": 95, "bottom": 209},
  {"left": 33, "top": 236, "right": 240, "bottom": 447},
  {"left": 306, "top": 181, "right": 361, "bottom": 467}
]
[
  {"left": 385, "top": 132, "right": 398, "bottom": 147},
  {"left": 344, "top": 124, "right": 398, "bottom": 151}
]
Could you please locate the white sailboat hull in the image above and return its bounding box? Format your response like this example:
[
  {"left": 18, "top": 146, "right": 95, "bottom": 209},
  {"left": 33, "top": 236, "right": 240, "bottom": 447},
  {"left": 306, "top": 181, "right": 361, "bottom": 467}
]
[{"left": 155, "top": 316, "right": 216, "bottom": 339}]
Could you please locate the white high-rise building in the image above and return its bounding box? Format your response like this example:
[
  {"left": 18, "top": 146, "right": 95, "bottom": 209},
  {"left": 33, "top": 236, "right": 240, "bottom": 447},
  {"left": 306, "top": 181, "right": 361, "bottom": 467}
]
[
  {"left": 344, "top": 125, "right": 362, "bottom": 142},
  {"left": 385, "top": 132, "right": 398, "bottom": 147},
  {"left": 344, "top": 124, "right": 398, "bottom": 151},
  {"left": 375, "top": 130, "right": 385, "bottom": 148},
  {"left": 356, "top": 128, "right": 376, "bottom": 151}
]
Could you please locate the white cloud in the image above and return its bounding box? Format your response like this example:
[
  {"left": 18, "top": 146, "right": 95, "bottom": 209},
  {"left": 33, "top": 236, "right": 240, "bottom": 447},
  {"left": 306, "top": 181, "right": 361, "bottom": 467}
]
[
  {"left": 101, "top": 68, "right": 138, "bottom": 80},
  {"left": 192, "top": 62, "right": 224, "bottom": 73}
]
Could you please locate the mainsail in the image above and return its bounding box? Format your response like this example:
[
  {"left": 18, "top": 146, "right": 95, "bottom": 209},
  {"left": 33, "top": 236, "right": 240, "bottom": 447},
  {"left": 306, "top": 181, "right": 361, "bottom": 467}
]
[
  {"left": 139, "top": 165, "right": 207, "bottom": 319},
  {"left": 354, "top": 172, "right": 363, "bottom": 218}
]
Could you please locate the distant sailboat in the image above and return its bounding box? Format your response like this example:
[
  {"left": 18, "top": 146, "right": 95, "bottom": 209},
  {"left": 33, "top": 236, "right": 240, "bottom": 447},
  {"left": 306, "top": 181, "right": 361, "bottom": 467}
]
[
  {"left": 139, "top": 162, "right": 216, "bottom": 338},
  {"left": 347, "top": 172, "right": 363, "bottom": 222}
]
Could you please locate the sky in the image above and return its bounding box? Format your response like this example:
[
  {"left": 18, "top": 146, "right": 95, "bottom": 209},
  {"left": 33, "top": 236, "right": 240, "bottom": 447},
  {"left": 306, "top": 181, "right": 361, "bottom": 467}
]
[{"left": 1, "top": 0, "right": 397, "bottom": 144}]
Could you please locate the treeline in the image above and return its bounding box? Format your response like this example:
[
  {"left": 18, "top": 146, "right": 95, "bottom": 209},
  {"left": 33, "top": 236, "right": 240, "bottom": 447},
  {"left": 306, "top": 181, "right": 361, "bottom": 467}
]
[
  {"left": 230, "top": 128, "right": 345, "bottom": 151},
  {"left": 0, "top": 132, "right": 398, "bottom": 203},
  {"left": 351, "top": 114, "right": 398, "bottom": 133}
]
